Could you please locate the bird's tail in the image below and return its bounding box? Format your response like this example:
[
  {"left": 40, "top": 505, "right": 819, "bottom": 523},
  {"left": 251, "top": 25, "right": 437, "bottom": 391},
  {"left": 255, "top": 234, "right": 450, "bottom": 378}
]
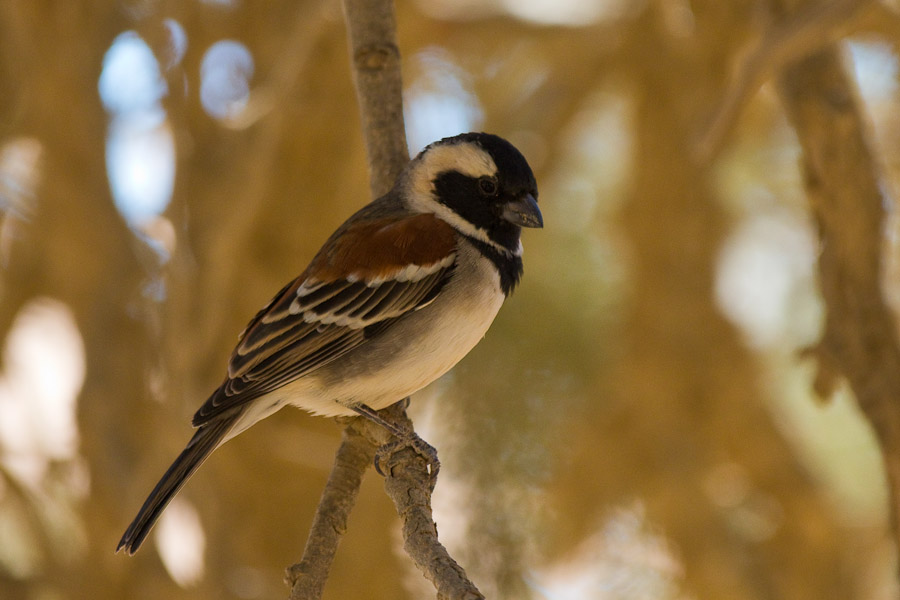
[{"left": 117, "top": 414, "right": 238, "bottom": 555}]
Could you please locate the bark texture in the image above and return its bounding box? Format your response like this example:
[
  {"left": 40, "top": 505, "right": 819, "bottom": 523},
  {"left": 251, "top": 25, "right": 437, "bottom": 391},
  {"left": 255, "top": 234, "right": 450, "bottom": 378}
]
[{"left": 778, "top": 40, "right": 900, "bottom": 568}]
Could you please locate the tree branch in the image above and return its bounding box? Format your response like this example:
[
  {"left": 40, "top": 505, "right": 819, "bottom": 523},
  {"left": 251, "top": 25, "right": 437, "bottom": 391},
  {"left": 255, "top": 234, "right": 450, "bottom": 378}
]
[
  {"left": 287, "top": 1, "right": 483, "bottom": 597},
  {"left": 342, "top": 0, "right": 409, "bottom": 198},
  {"left": 285, "top": 419, "right": 388, "bottom": 600},
  {"left": 378, "top": 408, "right": 485, "bottom": 600},
  {"left": 776, "top": 37, "right": 900, "bottom": 572},
  {"left": 695, "top": 0, "right": 874, "bottom": 160}
]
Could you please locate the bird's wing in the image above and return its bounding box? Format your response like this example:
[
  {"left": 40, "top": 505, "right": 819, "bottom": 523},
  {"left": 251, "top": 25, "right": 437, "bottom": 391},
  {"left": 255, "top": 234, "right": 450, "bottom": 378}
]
[{"left": 192, "top": 212, "right": 457, "bottom": 426}]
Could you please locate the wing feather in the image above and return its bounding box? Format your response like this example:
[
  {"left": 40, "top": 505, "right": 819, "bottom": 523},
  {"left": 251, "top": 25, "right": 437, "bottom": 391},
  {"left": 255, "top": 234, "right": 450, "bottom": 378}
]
[
  {"left": 302, "top": 282, "right": 375, "bottom": 320},
  {"left": 346, "top": 283, "right": 396, "bottom": 319}
]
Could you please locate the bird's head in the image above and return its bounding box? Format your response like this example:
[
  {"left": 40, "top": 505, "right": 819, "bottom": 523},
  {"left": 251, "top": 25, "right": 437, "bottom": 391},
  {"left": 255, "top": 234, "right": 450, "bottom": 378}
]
[{"left": 402, "top": 132, "right": 542, "bottom": 255}]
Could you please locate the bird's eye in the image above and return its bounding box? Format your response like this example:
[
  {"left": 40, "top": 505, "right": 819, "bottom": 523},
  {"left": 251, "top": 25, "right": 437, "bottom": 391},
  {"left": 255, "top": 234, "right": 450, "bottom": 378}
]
[{"left": 478, "top": 176, "right": 498, "bottom": 197}]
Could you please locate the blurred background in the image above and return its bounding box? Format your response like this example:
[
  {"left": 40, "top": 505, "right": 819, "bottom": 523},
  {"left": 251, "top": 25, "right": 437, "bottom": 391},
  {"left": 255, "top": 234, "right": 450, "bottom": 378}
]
[{"left": 1, "top": 0, "right": 899, "bottom": 598}]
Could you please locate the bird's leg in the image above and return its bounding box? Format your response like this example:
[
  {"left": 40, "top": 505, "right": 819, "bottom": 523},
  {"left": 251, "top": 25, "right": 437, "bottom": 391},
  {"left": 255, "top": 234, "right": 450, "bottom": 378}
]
[
  {"left": 350, "top": 402, "right": 440, "bottom": 487},
  {"left": 349, "top": 402, "right": 410, "bottom": 439}
]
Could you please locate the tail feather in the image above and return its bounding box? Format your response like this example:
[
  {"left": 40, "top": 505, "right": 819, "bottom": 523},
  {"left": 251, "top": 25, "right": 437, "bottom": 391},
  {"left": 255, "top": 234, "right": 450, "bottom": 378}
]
[{"left": 117, "top": 415, "right": 238, "bottom": 555}]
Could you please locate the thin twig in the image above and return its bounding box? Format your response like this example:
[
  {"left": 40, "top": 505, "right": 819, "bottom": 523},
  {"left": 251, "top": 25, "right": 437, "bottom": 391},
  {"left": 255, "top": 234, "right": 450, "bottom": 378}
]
[
  {"left": 286, "top": 421, "right": 385, "bottom": 600},
  {"left": 776, "top": 36, "right": 900, "bottom": 576},
  {"left": 694, "top": 0, "right": 874, "bottom": 161}
]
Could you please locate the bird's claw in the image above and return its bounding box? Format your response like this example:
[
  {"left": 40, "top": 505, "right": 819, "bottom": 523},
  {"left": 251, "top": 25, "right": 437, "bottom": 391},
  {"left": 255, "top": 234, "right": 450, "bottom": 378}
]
[{"left": 374, "top": 434, "right": 440, "bottom": 490}]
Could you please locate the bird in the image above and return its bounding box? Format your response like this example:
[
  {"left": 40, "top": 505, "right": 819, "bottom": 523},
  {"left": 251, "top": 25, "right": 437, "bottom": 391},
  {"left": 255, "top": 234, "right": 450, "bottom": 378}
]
[{"left": 117, "top": 131, "right": 542, "bottom": 555}]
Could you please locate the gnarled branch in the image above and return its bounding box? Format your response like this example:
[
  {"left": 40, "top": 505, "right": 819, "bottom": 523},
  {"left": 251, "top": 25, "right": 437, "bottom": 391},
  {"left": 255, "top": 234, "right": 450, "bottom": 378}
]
[
  {"left": 377, "top": 408, "right": 485, "bottom": 600},
  {"left": 776, "top": 27, "right": 900, "bottom": 572}
]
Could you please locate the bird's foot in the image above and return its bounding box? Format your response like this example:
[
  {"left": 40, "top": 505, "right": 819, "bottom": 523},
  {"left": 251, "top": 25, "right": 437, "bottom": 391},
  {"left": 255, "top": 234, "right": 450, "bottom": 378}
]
[
  {"left": 348, "top": 402, "right": 440, "bottom": 489},
  {"left": 374, "top": 433, "right": 440, "bottom": 491}
]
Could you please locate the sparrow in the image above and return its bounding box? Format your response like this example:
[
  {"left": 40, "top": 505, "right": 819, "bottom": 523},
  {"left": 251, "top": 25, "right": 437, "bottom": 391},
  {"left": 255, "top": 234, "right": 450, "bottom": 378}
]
[{"left": 117, "top": 132, "right": 542, "bottom": 555}]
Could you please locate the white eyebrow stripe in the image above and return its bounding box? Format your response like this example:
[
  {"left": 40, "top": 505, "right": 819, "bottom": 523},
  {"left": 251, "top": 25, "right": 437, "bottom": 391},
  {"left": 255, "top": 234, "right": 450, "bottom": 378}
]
[
  {"left": 420, "top": 141, "right": 497, "bottom": 180},
  {"left": 406, "top": 142, "right": 496, "bottom": 214}
]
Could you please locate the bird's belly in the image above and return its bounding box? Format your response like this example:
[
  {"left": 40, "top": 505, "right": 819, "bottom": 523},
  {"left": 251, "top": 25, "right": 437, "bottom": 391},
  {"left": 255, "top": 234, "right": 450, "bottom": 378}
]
[
  {"left": 278, "top": 254, "right": 505, "bottom": 417},
  {"left": 343, "top": 292, "right": 503, "bottom": 408}
]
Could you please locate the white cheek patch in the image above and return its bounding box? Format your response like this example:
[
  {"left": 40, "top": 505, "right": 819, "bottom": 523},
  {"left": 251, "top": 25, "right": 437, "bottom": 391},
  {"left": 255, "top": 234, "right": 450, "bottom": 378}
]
[{"left": 407, "top": 142, "right": 497, "bottom": 213}]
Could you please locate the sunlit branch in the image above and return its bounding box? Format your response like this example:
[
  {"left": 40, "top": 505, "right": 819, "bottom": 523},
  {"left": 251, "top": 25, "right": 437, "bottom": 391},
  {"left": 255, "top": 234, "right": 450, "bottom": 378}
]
[{"left": 776, "top": 33, "right": 900, "bottom": 576}]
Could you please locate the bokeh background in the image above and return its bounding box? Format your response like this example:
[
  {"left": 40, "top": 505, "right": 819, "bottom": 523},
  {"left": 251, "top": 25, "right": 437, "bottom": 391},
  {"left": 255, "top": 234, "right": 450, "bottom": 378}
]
[{"left": 1, "top": 0, "right": 899, "bottom": 598}]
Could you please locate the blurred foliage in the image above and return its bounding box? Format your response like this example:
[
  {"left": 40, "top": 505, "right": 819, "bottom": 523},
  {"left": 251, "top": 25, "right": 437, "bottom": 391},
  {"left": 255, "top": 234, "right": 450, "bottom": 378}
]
[{"left": 0, "top": 0, "right": 898, "bottom": 599}]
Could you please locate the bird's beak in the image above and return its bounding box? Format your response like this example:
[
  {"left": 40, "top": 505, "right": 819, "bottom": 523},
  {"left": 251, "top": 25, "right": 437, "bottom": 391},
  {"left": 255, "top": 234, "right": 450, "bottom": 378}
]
[{"left": 501, "top": 193, "right": 543, "bottom": 228}]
